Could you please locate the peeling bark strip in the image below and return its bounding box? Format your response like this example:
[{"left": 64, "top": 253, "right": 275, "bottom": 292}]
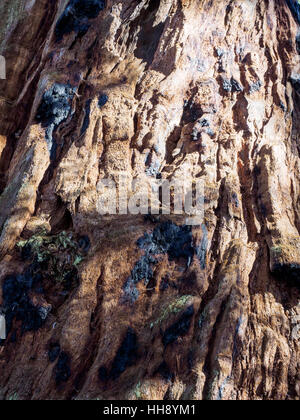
[{"left": 0, "top": 0, "right": 299, "bottom": 400}]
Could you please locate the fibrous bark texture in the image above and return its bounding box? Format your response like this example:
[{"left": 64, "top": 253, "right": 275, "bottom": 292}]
[{"left": 0, "top": 0, "right": 299, "bottom": 400}]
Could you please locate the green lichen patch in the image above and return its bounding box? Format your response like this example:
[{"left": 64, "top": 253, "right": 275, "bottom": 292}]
[
  {"left": 270, "top": 237, "right": 300, "bottom": 263},
  {"left": 17, "top": 230, "right": 86, "bottom": 288},
  {"left": 134, "top": 381, "right": 142, "bottom": 399},
  {"left": 270, "top": 246, "right": 282, "bottom": 255},
  {"left": 150, "top": 295, "right": 193, "bottom": 329},
  {"left": 8, "top": 392, "right": 19, "bottom": 401}
]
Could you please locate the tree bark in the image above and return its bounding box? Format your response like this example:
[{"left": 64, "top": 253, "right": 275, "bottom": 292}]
[{"left": 0, "top": 0, "right": 299, "bottom": 400}]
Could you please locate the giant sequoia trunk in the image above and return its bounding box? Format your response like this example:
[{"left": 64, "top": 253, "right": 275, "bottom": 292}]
[{"left": 0, "top": 0, "right": 299, "bottom": 401}]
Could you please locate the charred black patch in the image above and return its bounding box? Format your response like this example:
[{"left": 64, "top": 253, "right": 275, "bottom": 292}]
[
  {"left": 2, "top": 231, "right": 89, "bottom": 342},
  {"left": 253, "top": 165, "right": 261, "bottom": 176},
  {"left": 122, "top": 221, "right": 195, "bottom": 303},
  {"left": 178, "top": 270, "right": 197, "bottom": 292},
  {"left": 196, "top": 224, "right": 208, "bottom": 270},
  {"left": 98, "top": 327, "right": 138, "bottom": 382},
  {"left": 156, "top": 361, "right": 174, "bottom": 382},
  {"left": 222, "top": 78, "right": 232, "bottom": 92},
  {"left": 20, "top": 243, "right": 33, "bottom": 261},
  {"left": 98, "top": 366, "right": 109, "bottom": 382},
  {"left": 78, "top": 235, "right": 91, "bottom": 253},
  {"left": 183, "top": 98, "right": 203, "bottom": 123},
  {"left": 35, "top": 83, "right": 75, "bottom": 159},
  {"left": 286, "top": 0, "right": 300, "bottom": 25},
  {"left": 55, "top": 0, "right": 106, "bottom": 42},
  {"left": 143, "top": 214, "right": 160, "bottom": 224},
  {"left": 98, "top": 93, "right": 108, "bottom": 108},
  {"left": 138, "top": 221, "right": 194, "bottom": 262},
  {"left": 188, "top": 350, "right": 194, "bottom": 371},
  {"left": 260, "top": 202, "right": 268, "bottom": 218},
  {"left": 80, "top": 99, "right": 92, "bottom": 136},
  {"left": 61, "top": 267, "right": 79, "bottom": 292},
  {"left": 231, "top": 78, "right": 243, "bottom": 92},
  {"left": 133, "top": 255, "right": 155, "bottom": 280},
  {"left": 290, "top": 75, "right": 300, "bottom": 93},
  {"left": 280, "top": 100, "right": 287, "bottom": 112},
  {"left": 249, "top": 79, "right": 262, "bottom": 94},
  {"left": 223, "top": 77, "right": 243, "bottom": 93},
  {"left": 48, "top": 342, "right": 61, "bottom": 363},
  {"left": 55, "top": 352, "right": 71, "bottom": 385},
  {"left": 159, "top": 275, "right": 170, "bottom": 291},
  {"left": 122, "top": 254, "right": 156, "bottom": 303},
  {"left": 272, "top": 263, "right": 300, "bottom": 289},
  {"left": 199, "top": 118, "right": 209, "bottom": 127},
  {"left": 162, "top": 305, "right": 194, "bottom": 347},
  {"left": 110, "top": 327, "right": 138, "bottom": 380},
  {"left": 232, "top": 192, "right": 239, "bottom": 208},
  {"left": 2, "top": 266, "right": 50, "bottom": 335},
  {"left": 10, "top": 331, "right": 17, "bottom": 343}
]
